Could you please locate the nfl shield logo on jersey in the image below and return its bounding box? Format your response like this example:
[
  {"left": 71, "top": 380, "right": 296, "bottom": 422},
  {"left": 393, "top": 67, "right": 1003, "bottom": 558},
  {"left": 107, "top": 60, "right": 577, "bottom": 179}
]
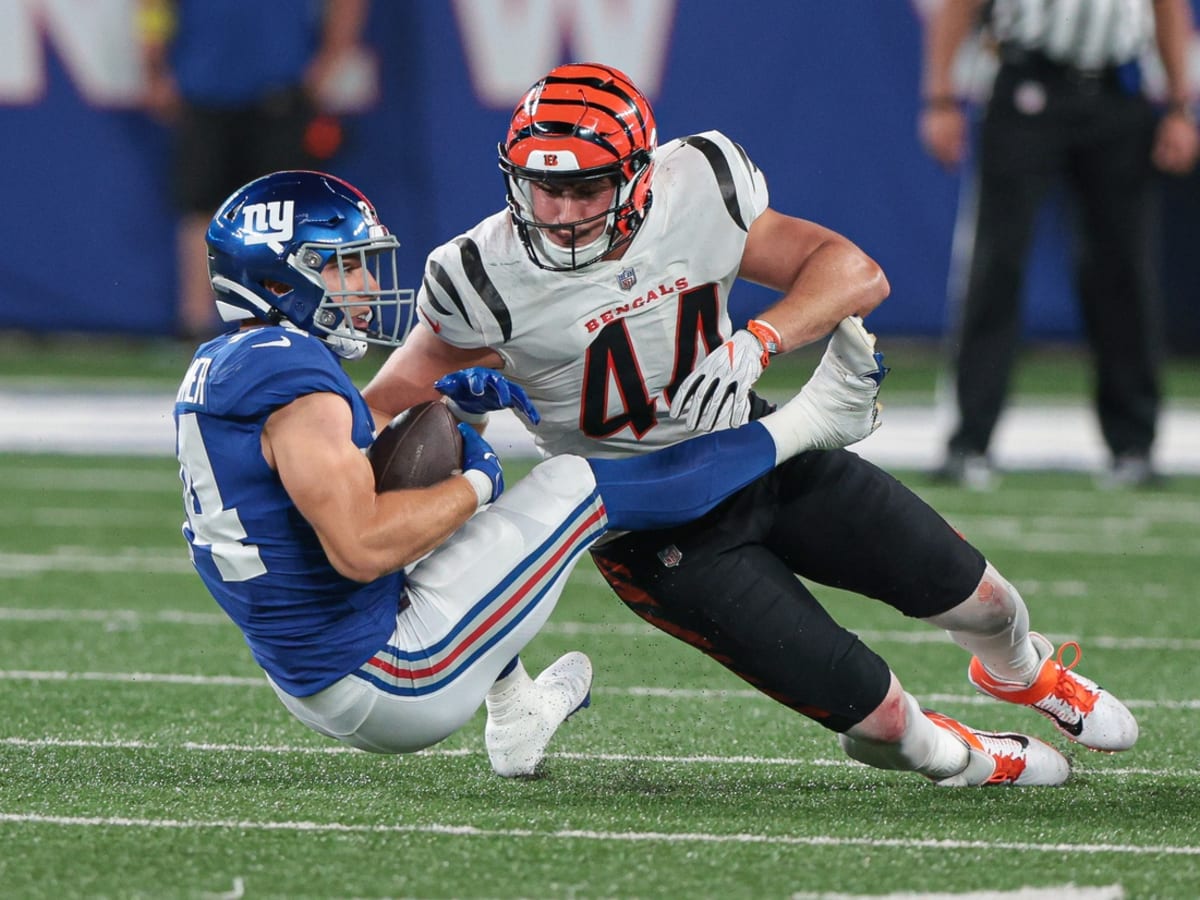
[
  {"left": 616, "top": 266, "right": 637, "bottom": 291},
  {"left": 657, "top": 544, "right": 683, "bottom": 568}
]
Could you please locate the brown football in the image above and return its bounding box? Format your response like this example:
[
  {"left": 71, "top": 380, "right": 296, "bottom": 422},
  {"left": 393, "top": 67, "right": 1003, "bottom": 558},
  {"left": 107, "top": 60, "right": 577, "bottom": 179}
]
[{"left": 367, "top": 400, "right": 463, "bottom": 492}]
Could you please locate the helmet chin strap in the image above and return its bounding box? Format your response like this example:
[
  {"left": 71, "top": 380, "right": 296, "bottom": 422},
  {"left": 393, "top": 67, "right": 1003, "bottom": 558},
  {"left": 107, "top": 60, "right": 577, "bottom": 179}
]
[
  {"left": 211, "top": 274, "right": 368, "bottom": 359},
  {"left": 532, "top": 220, "right": 612, "bottom": 269},
  {"left": 323, "top": 333, "right": 368, "bottom": 360},
  {"left": 314, "top": 302, "right": 371, "bottom": 360},
  {"left": 211, "top": 276, "right": 276, "bottom": 322}
]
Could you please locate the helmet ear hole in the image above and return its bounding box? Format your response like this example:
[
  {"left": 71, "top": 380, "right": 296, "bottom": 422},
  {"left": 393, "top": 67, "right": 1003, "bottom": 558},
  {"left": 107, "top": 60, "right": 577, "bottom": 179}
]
[
  {"left": 631, "top": 161, "right": 654, "bottom": 212},
  {"left": 629, "top": 149, "right": 651, "bottom": 174}
]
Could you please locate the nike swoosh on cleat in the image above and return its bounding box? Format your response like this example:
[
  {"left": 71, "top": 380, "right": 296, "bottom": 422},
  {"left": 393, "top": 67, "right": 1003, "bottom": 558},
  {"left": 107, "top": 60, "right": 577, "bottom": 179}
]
[{"left": 1041, "top": 708, "right": 1085, "bottom": 736}]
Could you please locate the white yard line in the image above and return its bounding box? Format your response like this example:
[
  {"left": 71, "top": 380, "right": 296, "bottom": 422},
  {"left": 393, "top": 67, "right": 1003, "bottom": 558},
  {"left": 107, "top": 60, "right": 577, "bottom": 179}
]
[
  {"left": 0, "top": 551, "right": 193, "bottom": 574},
  {"left": 0, "top": 669, "right": 1196, "bottom": 711},
  {"left": 1, "top": 606, "right": 1198, "bottom": 650},
  {"left": 790, "top": 888, "right": 1126, "bottom": 900},
  {"left": 0, "top": 607, "right": 230, "bottom": 625},
  {"left": 4, "top": 516, "right": 1198, "bottom": 578},
  {"left": 2, "top": 736, "right": 1196, "bottom": 779},
  {"left": 0, "top": 810, "right": 1195, "bottom": 857}
]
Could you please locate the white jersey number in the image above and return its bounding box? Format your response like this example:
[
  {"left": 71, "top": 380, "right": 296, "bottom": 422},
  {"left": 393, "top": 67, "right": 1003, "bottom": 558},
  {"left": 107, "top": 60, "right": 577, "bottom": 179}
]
[{"left": 177, "top": 412, "right": 267, "bottom": 582}]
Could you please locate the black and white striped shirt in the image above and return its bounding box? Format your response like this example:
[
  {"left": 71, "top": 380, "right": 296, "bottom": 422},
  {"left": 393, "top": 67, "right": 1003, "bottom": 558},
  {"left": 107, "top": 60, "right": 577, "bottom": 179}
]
[{"left": 985, "top": 0, "right": 1156, "bottom": 70}]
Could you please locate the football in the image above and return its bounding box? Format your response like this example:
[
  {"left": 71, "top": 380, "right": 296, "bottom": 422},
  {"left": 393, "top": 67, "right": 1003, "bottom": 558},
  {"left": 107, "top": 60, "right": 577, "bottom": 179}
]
[{"left": 367, "top": 400, "right": 463, "bottom": 492}]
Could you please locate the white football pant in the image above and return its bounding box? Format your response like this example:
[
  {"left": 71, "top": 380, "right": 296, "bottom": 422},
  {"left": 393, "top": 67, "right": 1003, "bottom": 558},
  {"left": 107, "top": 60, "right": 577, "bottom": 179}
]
[{"left": 268, "top": 455, "right": 605, "bottom": 752}]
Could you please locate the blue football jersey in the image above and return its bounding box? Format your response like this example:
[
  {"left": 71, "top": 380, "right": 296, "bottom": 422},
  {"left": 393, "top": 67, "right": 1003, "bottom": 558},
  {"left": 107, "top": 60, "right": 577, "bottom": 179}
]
[{"left": 174, "top": 325, "right": 403, "bottom": 696}]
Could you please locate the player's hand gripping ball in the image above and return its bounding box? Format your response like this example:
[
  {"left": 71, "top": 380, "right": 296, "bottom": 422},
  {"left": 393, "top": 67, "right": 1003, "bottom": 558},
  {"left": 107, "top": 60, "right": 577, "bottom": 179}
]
[{"left": 367, "top": 401, "right": 464, "bottom": 491}]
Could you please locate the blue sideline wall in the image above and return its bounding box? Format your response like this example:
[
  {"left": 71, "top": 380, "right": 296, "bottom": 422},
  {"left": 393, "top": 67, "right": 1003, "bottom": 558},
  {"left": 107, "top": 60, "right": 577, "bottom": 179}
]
[{"left": 1, "top": 0, "right": 1197, "bottom": 346}]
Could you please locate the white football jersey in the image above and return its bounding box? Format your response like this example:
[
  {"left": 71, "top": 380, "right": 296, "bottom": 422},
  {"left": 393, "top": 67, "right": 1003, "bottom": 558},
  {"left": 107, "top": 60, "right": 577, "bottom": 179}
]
[{"left": 419, "top": 130, "right": 770, "bottom": 459}]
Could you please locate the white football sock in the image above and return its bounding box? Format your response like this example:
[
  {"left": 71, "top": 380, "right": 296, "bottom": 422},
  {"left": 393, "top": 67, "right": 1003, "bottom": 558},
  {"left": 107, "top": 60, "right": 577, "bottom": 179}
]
[
  {"left": 839, "top": 692, "right": 969, "bottom": 780},
  {"left": 486, "top": 658, "right": 531, "bottom": 710},
  {"left": 758, "top": 396, "right": 813, "bottom": 463},
  {"left": 923, "top": 562, "right": 1041, "bottom": 684}
]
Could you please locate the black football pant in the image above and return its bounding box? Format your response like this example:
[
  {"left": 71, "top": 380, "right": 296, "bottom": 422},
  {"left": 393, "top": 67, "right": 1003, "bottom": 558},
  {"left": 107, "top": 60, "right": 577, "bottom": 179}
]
[
  {"left": 590, "top": 449, "right": 986, "bottom": 734},
  {"left": 947, "top": 57, "right": 1162, "bottom": 459}
]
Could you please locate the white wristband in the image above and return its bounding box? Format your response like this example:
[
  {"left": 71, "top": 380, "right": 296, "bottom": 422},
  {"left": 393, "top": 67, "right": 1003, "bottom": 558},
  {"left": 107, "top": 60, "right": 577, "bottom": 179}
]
[
  {"left": 444, "top": 397, "right": 489, "bottom": 425},
  {"left": 461, "top": 469, "right": 494, "bottom": 508}
]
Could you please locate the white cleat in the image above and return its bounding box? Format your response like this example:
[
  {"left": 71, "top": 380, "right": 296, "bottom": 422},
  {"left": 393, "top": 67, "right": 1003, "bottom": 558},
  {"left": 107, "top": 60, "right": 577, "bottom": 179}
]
[
  {"left": 968, "top": 632, "right": 1138, "bottom": 752},
  {"left": 485, "top": 652, "right": 593, "bottom": 777},
  {"left": 923, "top": 709, "right": 1070, "bottom": 787}
]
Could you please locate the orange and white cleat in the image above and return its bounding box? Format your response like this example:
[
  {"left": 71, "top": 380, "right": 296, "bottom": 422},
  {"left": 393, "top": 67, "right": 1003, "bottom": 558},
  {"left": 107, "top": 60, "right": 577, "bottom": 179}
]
[
  {"left": 968, "top": 632, "right": 1138, "bottom": 752},
  {"left": 923, "top": 709, "right": 1070, "bottom": 787}
]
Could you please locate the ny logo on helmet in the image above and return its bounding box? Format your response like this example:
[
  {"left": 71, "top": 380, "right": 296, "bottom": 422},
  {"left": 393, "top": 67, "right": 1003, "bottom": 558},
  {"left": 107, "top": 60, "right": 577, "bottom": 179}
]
[{"left": 242, "top": 201, "right": 295, "bottom": 246}]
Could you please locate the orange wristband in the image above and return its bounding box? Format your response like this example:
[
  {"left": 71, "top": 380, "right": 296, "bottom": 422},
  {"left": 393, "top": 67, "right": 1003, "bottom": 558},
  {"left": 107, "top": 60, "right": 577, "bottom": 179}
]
[{"left": 745, "top": 318, "right": 782, "bottom": 367}]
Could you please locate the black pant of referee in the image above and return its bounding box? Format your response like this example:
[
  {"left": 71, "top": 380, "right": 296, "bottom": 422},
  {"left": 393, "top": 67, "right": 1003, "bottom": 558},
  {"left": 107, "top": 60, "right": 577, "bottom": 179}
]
[{"left": 946, "top": 49, "right": 1162, "bottom": 484}]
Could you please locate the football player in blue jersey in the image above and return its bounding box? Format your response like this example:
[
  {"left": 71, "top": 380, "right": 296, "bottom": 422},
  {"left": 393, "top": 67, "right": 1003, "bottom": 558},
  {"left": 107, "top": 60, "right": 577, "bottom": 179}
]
[{"left": 174, "top": 169, "right": 889, "bottom": 776}]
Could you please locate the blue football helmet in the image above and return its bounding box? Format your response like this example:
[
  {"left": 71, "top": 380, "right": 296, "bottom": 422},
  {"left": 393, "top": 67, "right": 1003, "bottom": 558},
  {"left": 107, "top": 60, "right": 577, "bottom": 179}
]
[{"left": 206, "top": 170, "right": 415, "bottom": 360}]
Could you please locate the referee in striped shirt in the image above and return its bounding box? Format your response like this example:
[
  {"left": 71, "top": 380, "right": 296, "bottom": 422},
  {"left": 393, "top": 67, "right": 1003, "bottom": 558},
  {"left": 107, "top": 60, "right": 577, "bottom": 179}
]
[{"left": 920, "top": 0, "right": 1199, "bottom": 489}]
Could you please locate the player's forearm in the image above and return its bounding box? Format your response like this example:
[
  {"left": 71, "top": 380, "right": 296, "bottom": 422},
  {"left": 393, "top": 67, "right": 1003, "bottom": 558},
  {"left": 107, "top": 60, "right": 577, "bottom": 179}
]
[
  {"left": 363, "top": 324, "right": 504, "bottom": 418},
  {"left": 324, "top": 480, "right": 479, "bottom": 582},
  {"left": 370, "top": 481, "right": 479, "bottom": 571},
  {"left": 363, "top": 371, "right": 443, "bottom": 421},
  {"left": 759, "top": 243, "right": 889, "bottom": 353}
]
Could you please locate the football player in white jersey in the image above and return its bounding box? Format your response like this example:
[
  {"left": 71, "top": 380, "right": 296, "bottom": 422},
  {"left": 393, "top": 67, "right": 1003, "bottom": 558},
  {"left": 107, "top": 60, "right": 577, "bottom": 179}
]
[
  {"left": 363, "top": 63, "right": 1138, "bottom": 786},
  {"left": 175, "top": 169, "right": 894, "bottom": 778}
]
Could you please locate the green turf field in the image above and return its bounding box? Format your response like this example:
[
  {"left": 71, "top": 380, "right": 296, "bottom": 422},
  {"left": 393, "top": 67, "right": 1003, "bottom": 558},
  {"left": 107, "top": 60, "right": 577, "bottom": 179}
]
[
  {"left": 0, "top": 449, "right": 1198, "bottom": 899},
  {"left": 2, "top": 335, "right": 1199, "bottom": 897}
]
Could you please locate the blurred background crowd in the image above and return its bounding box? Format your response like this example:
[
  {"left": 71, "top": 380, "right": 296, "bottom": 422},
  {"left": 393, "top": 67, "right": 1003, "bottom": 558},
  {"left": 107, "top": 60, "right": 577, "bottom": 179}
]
[
  {"left": 2, "top": 0, "right": 1199, "bottom": 484},
  {"left": 3, "top": 0, "right": 1197, "bottom": 344}
]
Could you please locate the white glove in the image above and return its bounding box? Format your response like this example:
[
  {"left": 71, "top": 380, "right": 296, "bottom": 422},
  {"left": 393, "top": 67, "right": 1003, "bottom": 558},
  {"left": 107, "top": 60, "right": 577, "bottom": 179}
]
[
  {"left": 670, "top": 329, "right": 767, "bottom": 432},
  {"left": 760, "top": 316, "right": 889, "bottom": 459}
]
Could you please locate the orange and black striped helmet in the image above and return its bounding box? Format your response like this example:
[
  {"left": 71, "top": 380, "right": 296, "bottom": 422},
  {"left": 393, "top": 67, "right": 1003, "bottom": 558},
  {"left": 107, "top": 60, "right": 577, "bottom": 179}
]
[{"left": 499, "top": 63, "right": 657, "bottom": 271}]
